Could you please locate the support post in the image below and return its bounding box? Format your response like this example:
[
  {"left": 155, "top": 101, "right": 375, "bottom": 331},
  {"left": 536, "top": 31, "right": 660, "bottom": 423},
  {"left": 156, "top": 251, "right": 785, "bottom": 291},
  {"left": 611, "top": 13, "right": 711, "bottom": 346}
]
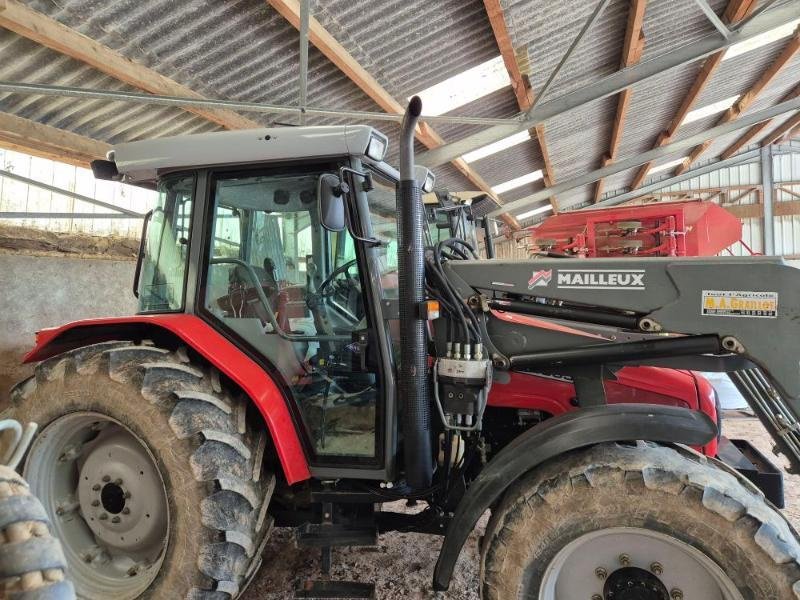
[
  {"left": 298, "top": 0, "right": 309, "bottom": 126},
  {"left": 761, "top": 145, "right": 775, "bottom": 254}
]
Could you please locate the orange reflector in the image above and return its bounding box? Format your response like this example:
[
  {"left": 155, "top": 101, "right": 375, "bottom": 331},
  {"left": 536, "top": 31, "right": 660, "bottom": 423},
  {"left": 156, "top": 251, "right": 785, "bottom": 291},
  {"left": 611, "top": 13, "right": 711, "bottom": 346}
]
[{"left": 424, "top": 300, "right": 440, "bottom": 320}]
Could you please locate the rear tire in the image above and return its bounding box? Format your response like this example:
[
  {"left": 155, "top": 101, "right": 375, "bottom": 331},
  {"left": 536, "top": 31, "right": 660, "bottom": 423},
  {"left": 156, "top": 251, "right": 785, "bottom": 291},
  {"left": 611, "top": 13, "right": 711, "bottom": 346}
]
[
  {"left": 7, "top": 341, "right": 275, "bottom": 600},
  {"left": 0, "top": 465, "right": 75, "bottom": 599},
  {"left": 480, "top": 442, "right": 800, "bottom": 600}
]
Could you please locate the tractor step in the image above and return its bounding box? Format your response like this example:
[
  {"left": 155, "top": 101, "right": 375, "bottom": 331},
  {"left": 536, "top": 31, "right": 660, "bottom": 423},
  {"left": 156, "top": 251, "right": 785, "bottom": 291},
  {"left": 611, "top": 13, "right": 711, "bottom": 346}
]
[
  {"left": 718, "top": 436, "right": 785, "bottom": 508},
  {"left": 296, "top": 523, "right": 378, "bottom": 548},
  {"left": 294, "top": 580, "right": 376, "bottom": 599}
]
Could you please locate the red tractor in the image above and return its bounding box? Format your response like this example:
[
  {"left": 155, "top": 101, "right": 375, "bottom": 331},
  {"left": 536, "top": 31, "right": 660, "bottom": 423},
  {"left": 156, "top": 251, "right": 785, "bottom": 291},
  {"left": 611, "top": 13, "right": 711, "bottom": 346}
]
[{"left": 4, "top": 99, "right": 800, "bottom": 600}]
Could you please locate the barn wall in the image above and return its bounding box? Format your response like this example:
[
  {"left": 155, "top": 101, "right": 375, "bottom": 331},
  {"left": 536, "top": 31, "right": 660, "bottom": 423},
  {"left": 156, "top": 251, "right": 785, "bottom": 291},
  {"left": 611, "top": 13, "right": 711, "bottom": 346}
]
[{"left": 0, "top": 254, "right": 137, "bottom": 404}]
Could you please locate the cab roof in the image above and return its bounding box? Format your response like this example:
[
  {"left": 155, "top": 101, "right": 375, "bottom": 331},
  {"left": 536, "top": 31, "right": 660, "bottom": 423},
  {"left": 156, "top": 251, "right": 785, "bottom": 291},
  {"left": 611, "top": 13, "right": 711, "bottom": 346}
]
[{"left": 111, "top": 125, "right": 383, "bottom": 184}]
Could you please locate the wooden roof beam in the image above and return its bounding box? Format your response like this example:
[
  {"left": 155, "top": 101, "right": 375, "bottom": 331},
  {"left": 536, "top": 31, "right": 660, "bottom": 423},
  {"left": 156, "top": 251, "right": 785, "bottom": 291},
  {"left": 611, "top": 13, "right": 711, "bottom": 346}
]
[
  {"left": 762, "top": 111, "right": 800, "bottom": 146},
  {"left": 629, "top": 0, "right": 755, "bottom": 189},
  {"left": 266, "top": 0, "right": 511, "bottom": 226},
  {"left": 676, "top": 23, "right": 800, "bottom": 174},
  {"left": 0, "top": 0, "right": 259, "bottom": 130},
  {"left": 720, "top": 83, "right": 800, "bottom": 158},
  {"left": 0, "top": 111, "right": 110, "bottom": 167},
  {"left": 593, "top": 0, "right": 647, "bottom": 203},
  {"left": 484, "top": 0, "right": 559, "bottom": 215}
]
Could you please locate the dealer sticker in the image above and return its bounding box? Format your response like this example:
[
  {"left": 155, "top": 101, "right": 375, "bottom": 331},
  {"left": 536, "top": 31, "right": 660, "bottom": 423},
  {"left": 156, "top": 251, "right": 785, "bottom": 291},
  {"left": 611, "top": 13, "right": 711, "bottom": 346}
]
[{"left": 701, "top": 290, "right": 778, "bottom": 318}]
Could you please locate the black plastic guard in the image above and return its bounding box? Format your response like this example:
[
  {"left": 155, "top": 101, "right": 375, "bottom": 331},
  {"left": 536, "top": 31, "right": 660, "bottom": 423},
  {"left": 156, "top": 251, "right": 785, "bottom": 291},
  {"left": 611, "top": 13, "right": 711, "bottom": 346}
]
[{"left": 432, "top": 403, "right": 717, "bottom": 590}]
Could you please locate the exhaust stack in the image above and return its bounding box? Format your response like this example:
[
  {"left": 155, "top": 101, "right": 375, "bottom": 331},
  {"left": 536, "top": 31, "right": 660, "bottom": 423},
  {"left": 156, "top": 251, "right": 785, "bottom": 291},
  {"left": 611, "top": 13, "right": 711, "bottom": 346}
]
[{"left": 397, "top": 97, "right": 433, "bottom": 489}]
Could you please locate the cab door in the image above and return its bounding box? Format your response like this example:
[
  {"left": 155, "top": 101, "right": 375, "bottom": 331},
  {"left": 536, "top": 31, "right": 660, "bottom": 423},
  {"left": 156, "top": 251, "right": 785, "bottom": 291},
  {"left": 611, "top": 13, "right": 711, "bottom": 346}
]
[{"left": 199, "top": 164, "right": 392, "bottom": 477}]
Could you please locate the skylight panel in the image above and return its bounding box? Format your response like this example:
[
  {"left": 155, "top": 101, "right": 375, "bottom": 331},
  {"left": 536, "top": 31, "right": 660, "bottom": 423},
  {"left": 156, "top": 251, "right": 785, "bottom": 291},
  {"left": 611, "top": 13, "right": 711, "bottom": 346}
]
[
  {"left": 492, "top": 170, "right": 544, "bottom": 195},
  {"left": 682, "top": 95, "right": 739, "bottom": 126},
  {"left": 461, "top": 131, "right": 531, "bottom": 163},
  {"left": 516, "top": 204, "right": 553, "bottom": 220},
  {"left": 411, "top": 56, "right": 511, "bottom": 116},
  {"left": 648, "top": 157, "right": 689, "bottom": 175},
  {"left": 724, "top": 19, "right": 800, "bottom": 61}
]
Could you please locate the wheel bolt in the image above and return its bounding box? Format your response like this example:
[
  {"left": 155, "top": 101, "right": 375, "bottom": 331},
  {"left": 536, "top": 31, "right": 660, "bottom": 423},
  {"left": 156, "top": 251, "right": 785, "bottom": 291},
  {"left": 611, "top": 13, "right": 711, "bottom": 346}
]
[
  {"left": 55, "top": 507, "right": 64, "bottom": 515},
  {"left": 122, "top": 507, "right": 131, "bottom": 515},
  {"left": 92, "top": 484, "right": 101, "bottom": 491},
  {"left": 124, "top": 491, "right": 131, "bottom": 499},
  {"left": 99, "top": 513, "right": 108, "bottom": 520},
  {"left": 91, "top": 500, "right": 100, "bottom": 507},
  {"left": 102, "top": 475, "right": 110, "bottom": 482},
  {"left": 671, "top": 589, "right": 683, "bottom": 600},
  {"left": 127, "top": 567, "right": 138, "bottom": 577},
  {"left": 595, "top": 567, "right": 607, "bottom": 580},
  {"left": 619, "top": 553, "right": 631, "bottom": 566},
  {"left": 650, "top": 562, "right": 663, "bottom": 575},
  {"left": 111, "top": 516, "right": 121, "bottom": 524},
  {"left": 592, "top": 595, "right": 602, "bottom": 600},
  {"left": 114, "top": 478, "right": 123, "bottom": 485}
]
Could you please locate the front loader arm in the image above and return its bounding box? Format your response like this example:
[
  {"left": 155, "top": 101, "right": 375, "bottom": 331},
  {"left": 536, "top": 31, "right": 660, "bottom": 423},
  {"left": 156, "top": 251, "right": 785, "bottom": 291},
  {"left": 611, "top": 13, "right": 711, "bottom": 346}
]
[{"left": 444, "top": 255, "right": 800, "bottom": 471}]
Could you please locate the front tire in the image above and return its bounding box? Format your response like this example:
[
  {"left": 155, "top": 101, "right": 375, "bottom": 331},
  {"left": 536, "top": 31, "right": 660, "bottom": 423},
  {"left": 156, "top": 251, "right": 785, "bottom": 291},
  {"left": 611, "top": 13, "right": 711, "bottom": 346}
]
[
  {"left": 480, "top": 442, "right": 800, "bottom": 600},
  {"left": 8, "top": 341, "right": 274, "bottom": 600}
]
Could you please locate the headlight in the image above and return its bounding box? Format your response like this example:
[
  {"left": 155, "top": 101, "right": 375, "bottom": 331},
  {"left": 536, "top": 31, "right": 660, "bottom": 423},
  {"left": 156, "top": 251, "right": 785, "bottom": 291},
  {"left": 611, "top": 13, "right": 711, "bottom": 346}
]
[{"left": 365, "top": 132, "right": 388, "bottom": 161}]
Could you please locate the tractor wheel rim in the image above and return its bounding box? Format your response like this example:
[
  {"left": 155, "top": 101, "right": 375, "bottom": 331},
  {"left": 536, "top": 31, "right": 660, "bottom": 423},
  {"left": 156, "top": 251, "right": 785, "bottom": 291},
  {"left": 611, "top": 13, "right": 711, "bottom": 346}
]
[
  {"left": 24, "top": 412, "right": 169, "bottom": 600},
  {"left": 537, "top": 526, "right": 743, "bottom": 600}
]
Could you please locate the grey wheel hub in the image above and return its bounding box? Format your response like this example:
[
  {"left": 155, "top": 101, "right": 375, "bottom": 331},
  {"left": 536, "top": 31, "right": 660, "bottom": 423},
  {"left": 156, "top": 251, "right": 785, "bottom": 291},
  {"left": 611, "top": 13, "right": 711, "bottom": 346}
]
[
  {"left": 25, "top": 412, "right": 169, "bottom": 599},
  {"left": 538, "top": 527, "right": 744, "bottom": 600},
  {"left": 77, "top": 430, "right": 167, "bottom": 554}
]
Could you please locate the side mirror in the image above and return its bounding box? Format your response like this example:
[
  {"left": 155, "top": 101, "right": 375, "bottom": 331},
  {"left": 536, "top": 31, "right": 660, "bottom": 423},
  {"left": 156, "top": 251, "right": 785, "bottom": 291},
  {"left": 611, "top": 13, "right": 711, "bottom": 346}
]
[{"left": 317, "top": 174, "right": 346, "bottom": 232}]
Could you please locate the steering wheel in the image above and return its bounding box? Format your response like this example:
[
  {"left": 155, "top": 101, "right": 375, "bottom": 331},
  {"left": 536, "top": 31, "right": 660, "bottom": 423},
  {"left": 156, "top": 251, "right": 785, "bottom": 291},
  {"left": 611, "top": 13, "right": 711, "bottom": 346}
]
[{"left": 318, "top": 258, "right": 359, "bottom": 296}]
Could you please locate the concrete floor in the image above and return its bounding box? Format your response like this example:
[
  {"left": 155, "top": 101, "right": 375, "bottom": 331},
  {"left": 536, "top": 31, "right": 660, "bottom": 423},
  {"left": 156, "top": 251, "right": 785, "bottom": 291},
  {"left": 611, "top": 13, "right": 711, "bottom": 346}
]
[{"left": 244, "top": 414, "right": 800, "bottom": 599}]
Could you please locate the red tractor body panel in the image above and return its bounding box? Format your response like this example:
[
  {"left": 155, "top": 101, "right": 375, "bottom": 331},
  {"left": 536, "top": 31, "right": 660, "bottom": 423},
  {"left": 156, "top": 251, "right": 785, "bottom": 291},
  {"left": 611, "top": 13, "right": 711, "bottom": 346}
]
[
  {"left": 24, "top": 312, "right": 720, "bottom": 482},
  {"left": 23, "top": 314, "right": 311, "bottom": 484}
]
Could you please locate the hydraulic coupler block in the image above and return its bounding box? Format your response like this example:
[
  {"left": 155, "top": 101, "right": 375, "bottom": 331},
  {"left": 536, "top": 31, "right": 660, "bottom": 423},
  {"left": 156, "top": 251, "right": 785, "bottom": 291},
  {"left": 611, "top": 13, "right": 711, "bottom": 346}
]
[{"left": 434, "top": 349, "right": 492, "bottom": 431}]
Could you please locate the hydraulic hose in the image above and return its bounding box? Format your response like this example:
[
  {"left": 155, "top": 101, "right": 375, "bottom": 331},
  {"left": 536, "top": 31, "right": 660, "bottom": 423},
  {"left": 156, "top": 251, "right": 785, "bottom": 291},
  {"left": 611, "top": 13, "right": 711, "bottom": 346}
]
[{"left": 398, "top": 96, "right": 433, "bottom": 489}]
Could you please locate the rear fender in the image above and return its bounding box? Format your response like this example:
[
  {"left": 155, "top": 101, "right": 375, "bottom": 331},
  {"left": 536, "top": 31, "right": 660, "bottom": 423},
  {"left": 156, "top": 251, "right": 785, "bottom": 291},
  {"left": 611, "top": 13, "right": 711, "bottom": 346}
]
[
  {"left": 432, "top": 403, "right": 717, "bottom": 591},
  {"left": 23, "top": 314, "right": 310, "bottom": 484}
]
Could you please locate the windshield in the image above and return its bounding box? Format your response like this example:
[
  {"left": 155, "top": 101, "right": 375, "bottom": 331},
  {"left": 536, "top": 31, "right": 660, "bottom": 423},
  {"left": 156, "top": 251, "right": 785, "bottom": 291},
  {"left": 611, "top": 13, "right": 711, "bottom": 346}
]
[{"left": 137, "top": 175, "right": 194, "bottom": 312}]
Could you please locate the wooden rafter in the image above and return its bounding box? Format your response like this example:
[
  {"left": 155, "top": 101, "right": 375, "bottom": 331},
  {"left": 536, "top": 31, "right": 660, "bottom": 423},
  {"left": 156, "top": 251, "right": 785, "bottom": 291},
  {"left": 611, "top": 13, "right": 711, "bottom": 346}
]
[
  {"left": 0, "top": 0, "right": 259, "bottom": 130},
  {"left": 762, "top": 111, "right": 800, "bottom": 146},
  {"left": 675, "top": 23, "right": 800, "bottom": 174},
  {"left": 629, "top": 0, "right": 755, "bottom": 189},
  {"left": 484, "top": 0, "right": 559, "bottom": 214},
  {"left": 593, "top": 0, "right": 647, "bottom": 202},
  {"left": 0, "top": 112, "right": 109, "bottom": 167},
  {"left": 721, "top": 84, "right": 800, "bottom": 158},
  {"left": 265, "top": 0, "right": 520, "bottom": 230}
]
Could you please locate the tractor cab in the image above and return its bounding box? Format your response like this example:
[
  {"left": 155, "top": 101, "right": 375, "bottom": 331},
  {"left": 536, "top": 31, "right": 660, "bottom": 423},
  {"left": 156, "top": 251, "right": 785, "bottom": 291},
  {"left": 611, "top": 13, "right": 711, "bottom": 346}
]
[{"left": 105, "top": 125, "right": 409, "bottom": 479}]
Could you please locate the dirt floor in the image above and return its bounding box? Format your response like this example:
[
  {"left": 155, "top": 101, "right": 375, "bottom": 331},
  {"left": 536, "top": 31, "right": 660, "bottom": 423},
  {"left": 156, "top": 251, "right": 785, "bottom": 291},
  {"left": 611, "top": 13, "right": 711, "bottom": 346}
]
[{"left": 244, "top": 412, "right": 800, "bottom": 599}]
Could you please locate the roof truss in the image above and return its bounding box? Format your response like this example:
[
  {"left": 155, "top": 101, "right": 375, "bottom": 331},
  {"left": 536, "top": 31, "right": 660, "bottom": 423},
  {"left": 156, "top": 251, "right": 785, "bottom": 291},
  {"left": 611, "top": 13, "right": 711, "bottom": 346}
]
[
  {"left": 418, "top": 1, "right": 800, "bottom": 169},
  {"left": 593, "top": 0, "right": 648, "bottom": 202},
  {"left": 483, "top": 0, "right": 559, "bottom": 214},
  {"left": 0, "top": 0, "right": 258, "bottom": 130}
]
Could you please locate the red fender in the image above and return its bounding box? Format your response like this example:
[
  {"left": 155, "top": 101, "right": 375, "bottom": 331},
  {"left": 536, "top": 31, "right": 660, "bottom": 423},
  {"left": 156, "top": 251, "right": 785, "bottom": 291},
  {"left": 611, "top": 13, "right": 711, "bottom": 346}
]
[{"left": 23, "top": 314, "right": 310, "bottom": 484}]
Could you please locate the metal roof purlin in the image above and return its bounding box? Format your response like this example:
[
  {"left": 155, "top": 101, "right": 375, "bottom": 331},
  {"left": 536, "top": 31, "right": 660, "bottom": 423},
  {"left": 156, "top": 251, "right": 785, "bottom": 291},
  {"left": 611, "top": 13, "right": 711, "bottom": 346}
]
[
  {"left": 593, "top": 149, "right": 760, "bottom": 208},
  {"left": 487, "top": 93, "right": 800, "bottom": 216},
  {"left": 675, "top": 22, "right": 800, "bottom": 175},
  {"left": 418, "top": 1, "right": 800, "bottom": 168}
]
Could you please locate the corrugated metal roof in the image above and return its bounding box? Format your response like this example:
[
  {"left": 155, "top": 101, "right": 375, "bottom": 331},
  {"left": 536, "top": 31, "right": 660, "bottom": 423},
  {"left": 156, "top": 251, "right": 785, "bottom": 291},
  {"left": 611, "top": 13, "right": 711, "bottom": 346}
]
[{"left": 0, "top": 0, "right": 798, "bottom": 221}]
